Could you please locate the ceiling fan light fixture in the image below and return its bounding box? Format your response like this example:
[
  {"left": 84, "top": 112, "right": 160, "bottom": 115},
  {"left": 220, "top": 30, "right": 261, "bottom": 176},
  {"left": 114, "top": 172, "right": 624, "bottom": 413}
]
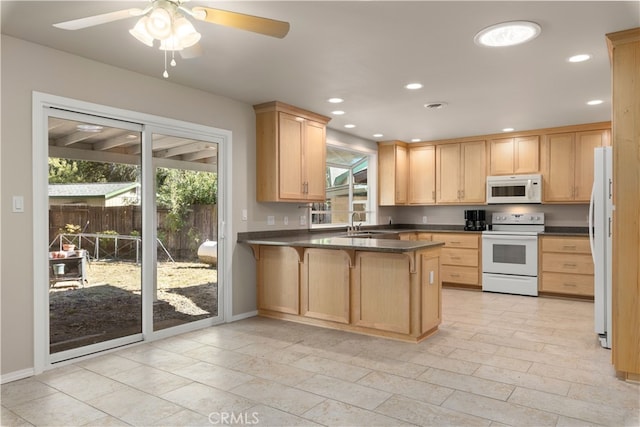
[
  {"left": 145, "top": 6, "right": 173, "bottom": 40},
  {"left": 173, "top": 16, "right": 201, "bottom": 48},
  {"left": 129, "top": 17, "right": 154, "bottom": 47}
]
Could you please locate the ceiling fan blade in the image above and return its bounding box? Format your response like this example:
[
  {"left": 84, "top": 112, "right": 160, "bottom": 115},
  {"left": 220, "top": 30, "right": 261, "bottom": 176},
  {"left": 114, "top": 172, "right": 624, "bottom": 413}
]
[
  {"left": 192, "top": 7, "right": 290, "bottom": 39},
  {"left": 53, "top": 8, "right": 145, "bottom": 30},
  {"left": 180, "top": 43, "right": 203, "bottom": 59}
]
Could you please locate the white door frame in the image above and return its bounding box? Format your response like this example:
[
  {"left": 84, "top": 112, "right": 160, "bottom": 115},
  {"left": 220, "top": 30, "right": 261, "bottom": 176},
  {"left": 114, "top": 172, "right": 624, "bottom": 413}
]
[{"left": 32, "top": 92, "right": 232, "bottom": 373}]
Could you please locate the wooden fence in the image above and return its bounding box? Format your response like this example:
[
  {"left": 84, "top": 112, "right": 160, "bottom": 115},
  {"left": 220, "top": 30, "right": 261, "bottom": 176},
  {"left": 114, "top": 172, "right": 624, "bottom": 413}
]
[{"left": 49, "top": 205, "right": 217, "bottom": 261}]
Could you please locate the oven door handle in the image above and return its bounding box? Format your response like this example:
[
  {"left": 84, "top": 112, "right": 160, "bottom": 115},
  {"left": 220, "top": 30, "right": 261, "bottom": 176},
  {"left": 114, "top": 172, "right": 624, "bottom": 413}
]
[{"left": 483, "top": 234, "right": 538, "bottom": 241}]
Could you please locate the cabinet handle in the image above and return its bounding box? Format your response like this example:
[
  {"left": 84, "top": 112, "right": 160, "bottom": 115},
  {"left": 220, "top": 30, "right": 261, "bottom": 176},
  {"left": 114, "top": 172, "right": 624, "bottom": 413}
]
[
  {"left": 432, "top": 190, "right": 435, "bottom": 200},
  {"left": 449, "top": 241, "right": 461, "bottom": 245},
  {"left": 562, "top": 245, "right": 577, "bottom": 250},
  {"left": 563, "top": 283, "right": 577, "bottom": 287},
  {"left": 563, "top": 263, "right": 577, "bottom": 268},
  {"left": 451, "top": 256, "right": 461, "bottom": 260},
  {"left": 450, "top": 273, "right": 460, "bottom": 277}
]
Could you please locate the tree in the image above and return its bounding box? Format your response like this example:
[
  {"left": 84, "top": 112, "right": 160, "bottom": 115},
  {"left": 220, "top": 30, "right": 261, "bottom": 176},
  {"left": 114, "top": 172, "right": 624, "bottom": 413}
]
[
  {"left": 48, "top": 158, "right": 139, "bottom": 183},
  {"left": 156, "top": 168, "right": 217, "bottom": 231}
]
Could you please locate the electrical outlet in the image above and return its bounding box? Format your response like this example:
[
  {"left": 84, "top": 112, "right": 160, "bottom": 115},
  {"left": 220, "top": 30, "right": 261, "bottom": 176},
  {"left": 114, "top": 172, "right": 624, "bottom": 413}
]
[
  {"left": 422, "top": 215, "right": 428, "bottom": 224},
  {"left": 300, "top": 215, "right": 307, "bottom": 226},
  {"left": 284, "top": 216, "right": 289, "bottom": 225},
  {"left": 241, "top": 209, "right": 248, "bottom": 221},
  {"left": 388, "top": 216, "right": 392, "bottom": 224},
  {"left": 267, "top": 215, "right": 275, "bottom": 226}
]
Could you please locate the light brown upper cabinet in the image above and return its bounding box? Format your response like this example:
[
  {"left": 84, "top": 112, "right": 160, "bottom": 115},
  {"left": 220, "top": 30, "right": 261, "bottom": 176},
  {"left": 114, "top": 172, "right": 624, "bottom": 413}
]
[
  {"left": 378, "top": 141, "right": 408, "bottom": 205},
  {"left": 254, "top": 101, "right": 331, "bottom": 202},
  {"left": 436, "top": 141, "right": 486, "bottom": 204},
  {"left": 542, "top": 129, "right": 610, "bottom": 203},
  {"left": 489, "top": 136, "right": 539, "bottom": 175},
  {"left": 409, "top": 145, "right": 436, "bottom": 204}
]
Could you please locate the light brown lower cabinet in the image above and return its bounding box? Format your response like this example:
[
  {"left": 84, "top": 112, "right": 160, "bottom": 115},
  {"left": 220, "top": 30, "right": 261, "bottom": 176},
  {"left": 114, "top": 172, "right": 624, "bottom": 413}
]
[
  {"left": 539, "top": 236, "right": 594, "bottom": 297},
  {"left": 253, "top": 244, "right": 442, "bottom": 342},
  {"left": 301, "top": 249, "right": 350, "bottom": 324},
  {"left": 256, "top": 246, "right": 300, "bottom": 314},
  {"left": 432, "top": 233, "right": 481, "bottom": 288}
]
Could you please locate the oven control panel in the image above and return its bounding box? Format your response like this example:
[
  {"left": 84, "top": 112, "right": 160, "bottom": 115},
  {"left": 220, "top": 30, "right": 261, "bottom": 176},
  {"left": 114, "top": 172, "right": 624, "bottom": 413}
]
[{"left": 491, "top": 212, "right": 545, "bottom": 225}]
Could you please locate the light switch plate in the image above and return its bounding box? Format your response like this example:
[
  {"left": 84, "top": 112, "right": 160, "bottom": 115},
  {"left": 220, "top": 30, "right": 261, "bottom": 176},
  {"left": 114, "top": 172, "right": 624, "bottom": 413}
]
[
  {"left": 241, "top": 209, "right": 248, "bottom": 221},
  {"left": 12, "top": 196, "right": 24, "bottom": 213},
  {"left": 267, "top": 215, "right": 275, "bottom": 225},
  {"left": 284, "top": 216, "right": 288, "bottom": 225}
]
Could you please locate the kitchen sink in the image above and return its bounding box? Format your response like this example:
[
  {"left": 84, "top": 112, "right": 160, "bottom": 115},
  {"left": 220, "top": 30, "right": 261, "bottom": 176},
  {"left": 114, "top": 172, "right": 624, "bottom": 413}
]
[{"left": 339, "top": 231, "right": 399, "bottom": 239}]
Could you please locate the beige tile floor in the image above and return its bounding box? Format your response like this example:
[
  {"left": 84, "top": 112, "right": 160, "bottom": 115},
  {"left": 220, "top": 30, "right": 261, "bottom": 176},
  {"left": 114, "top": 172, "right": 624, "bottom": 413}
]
[{"left": 2, "top": 289, "right": 639, "bottom": 426}]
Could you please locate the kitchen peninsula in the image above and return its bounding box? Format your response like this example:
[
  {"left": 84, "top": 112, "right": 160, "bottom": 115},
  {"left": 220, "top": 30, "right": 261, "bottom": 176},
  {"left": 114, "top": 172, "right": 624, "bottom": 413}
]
[{"left": 239, "top": 232, "right": 443, "bottom": 343}]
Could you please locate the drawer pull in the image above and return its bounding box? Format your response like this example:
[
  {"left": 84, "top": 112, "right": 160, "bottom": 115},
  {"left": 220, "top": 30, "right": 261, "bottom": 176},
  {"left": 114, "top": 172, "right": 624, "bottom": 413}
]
[
  {"left": 563, "top": 263, "right": 577, "bottom": 268},
  {"left": 451, "top": 256, "right": 461, "bottom": 260},
  {"left": 562, "top": 245, "right": 577, "bottom": 250},
  {"left": 449, "top": 241, "right": 461, "bottom": 245},
  {"left": 563, "top": 283, "right": 577, "bottom": 287},
  {"left": 450, "top": 273, "right": 460, "bottom": 277}
]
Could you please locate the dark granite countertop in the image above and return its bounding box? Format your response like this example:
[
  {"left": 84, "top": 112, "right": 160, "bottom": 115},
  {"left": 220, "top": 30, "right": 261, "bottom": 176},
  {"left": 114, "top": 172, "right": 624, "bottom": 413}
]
[{"left": 237, "top": 224, "right": 589, "bottom": 251}]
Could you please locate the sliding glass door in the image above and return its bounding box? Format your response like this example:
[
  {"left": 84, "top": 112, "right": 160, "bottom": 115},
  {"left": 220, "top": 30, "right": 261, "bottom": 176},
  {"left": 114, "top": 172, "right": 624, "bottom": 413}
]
[
  {"left": 47, "top": 112, "right": 144, "bottom": 361},
  {"left": 151, "top": 132, "right": 219, "bottom": 332},
  {"left": 39, "top": 101, "right": 225, "bottom": 365}
]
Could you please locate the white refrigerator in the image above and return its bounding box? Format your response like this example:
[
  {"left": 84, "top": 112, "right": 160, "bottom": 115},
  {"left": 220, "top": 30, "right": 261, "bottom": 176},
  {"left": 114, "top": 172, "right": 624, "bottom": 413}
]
[{"left": 589, "top": 146, "right": 613, "bottom": 349}]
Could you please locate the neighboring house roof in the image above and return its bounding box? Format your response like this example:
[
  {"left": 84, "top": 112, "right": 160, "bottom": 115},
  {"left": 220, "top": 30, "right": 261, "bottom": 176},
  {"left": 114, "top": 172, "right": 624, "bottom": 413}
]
[{"left": 48, "top": 182, "right": 139, "bottom": 199}]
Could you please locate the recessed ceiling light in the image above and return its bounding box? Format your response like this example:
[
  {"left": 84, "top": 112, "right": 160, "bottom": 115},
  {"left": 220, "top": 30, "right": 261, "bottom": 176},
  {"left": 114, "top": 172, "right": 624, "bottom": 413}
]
[
  {"left": 344, "top": 124, "right": 356, "bottom": 129},
  {"left": 587, "top": 99, "right": 603, "bottom": 106},
  {"left": 411, "top": 138, "right": 421, "bottom": 142},
  {"left": 502, "top": 127, "right": 515, "bottom": 132},
  {"left": 332, "top": 110, "right": 345, "bottom": 115},
  {"left": 76, "top": 124, "right": 104, "bottom": 132},
  {"left": 373, "top": 133, "right": 384, "bottom": 138},
  {"left": 328, "top": 98, "right": 344, "bottom": 104},
  {"left": 474, "top": 21, "right": 541, "bottom": 47},
  {"left": 405, "top": 83, "right": 423, "bottom": 90},
  {"left": 568, "top": 54, "right": 591, "bottom": 63},
  {"left": 424, "top": 102, "right": 448, "bottom": 110}
]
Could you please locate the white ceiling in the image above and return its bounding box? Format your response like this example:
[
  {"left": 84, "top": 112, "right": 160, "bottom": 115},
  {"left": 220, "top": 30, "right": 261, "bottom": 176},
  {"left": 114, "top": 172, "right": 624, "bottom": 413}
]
[{"left": 2, "top": 1, "right": 638, "bottom": 142}]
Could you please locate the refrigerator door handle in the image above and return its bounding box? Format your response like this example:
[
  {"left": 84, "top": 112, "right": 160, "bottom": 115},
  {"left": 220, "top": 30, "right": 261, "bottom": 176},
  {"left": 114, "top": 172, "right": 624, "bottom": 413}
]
[{"left": 589, "top": 183, "right": 596, "bottom": 263}]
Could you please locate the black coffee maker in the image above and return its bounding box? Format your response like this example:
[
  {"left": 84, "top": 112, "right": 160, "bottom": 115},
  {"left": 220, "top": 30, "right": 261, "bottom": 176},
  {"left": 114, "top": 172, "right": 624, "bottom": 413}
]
[{"left": 464, "top": 209, "right": 486, "bottom": 231}]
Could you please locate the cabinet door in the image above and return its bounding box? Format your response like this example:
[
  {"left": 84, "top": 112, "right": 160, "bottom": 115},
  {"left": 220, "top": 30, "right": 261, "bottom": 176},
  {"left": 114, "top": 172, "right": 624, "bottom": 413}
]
[
  {"left": 304, "top": 120, "right": 327, "bottom": 201},
  {"left": 544, "top": 133, "right": 575, "bottom": 202},
  {"left": 514, "top": 136, "right": 540, "bottom": 174},
  {"left": 460, "top": 141, "right": 486, "bottom": 203},
  {"left": 395, "top": 144, "right": 408, "bottom": 204},
  {"left": 352, "top": 252, "right": 411, "bottom": 333},
  {"left": 436, "top": 143, "right": 461, "bottom": 203},
  {"left": 574, "top": 130, "right": 604, "bottom": 201},
  {"left": 489, "top": 138, "right": 515, "bottom": 175},
  {"left": 278, "top": 112, "right": 304, "bottom": 200},
  {"left": 302, "top": 249, "right": 349, "bottom": 324},
  {"left": 409, "top": 145, "right": 436, "bottom": 204},
  {"left": 378, "top": 142, "right": 407, "bottom": 206},
  {"left": 257, "top": 246, "right": 299, "bottom": 314}
]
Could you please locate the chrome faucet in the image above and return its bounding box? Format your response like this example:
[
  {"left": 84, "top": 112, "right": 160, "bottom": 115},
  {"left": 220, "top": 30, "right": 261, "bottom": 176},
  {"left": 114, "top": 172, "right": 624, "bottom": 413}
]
[{"left": 348, "top": 212, "right": 362, "bottom": 235}]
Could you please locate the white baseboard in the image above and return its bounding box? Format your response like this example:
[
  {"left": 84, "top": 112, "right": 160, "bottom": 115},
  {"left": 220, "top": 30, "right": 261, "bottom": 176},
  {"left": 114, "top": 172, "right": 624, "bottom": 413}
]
[
  {"left": 1, "top": 368, "right": 35, "bottom": 384},
  {"left": 229, "top": 310, "right": 258, "bottom": 322}
]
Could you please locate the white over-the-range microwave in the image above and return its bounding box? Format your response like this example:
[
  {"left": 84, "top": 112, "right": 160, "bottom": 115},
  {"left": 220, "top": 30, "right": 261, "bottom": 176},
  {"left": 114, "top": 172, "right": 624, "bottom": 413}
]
[{"left": 486, "top": 174, "right": 542, "bottom": 204}]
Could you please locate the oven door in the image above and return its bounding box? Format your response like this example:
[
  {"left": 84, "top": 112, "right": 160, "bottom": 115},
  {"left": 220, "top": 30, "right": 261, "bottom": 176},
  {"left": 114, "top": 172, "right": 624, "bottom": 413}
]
[{"left": 482, "top": 233, "right": 538, "bottom": 276}]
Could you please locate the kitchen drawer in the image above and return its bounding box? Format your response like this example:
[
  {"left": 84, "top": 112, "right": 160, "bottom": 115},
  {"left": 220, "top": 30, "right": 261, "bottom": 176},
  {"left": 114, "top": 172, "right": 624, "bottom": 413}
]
[
  {"left": 542, "top": 253, "right": 594, "bottom": 275},
  {"left": 434, "top": 233, "right": 479, "bottom": 249},
  {"left": 398, "top": 232, "right": 417, "bottom": 241},
  {"left": 542, "top": 237, "right": 591, "bottom": 254},
  {"left": 441, "top": 248, "right": 478, "bottom": 267},
  {"left": 441, "top": 265, "right": 478, "bottom": 285},
  {"left": 541, "top": 272, "right": 594, "bottom": 296}
]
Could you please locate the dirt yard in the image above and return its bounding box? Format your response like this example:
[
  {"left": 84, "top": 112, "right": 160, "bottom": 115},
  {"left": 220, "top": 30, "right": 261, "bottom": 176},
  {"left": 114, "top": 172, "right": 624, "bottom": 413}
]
[{"left": 49, "top": 261, "right": 217, "bottom": 353}]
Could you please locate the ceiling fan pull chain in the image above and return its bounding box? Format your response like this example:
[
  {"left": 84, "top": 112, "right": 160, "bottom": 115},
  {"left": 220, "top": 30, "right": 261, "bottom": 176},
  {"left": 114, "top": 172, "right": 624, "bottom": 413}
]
[{"left": 163, "top": 49, "right": 169, "bottom": 78}]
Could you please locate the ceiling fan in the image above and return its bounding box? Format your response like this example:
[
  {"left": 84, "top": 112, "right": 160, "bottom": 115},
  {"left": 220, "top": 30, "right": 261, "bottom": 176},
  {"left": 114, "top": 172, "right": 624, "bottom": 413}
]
[{"left": 53, "top": 0, "right": 290, "bottom": 78}]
